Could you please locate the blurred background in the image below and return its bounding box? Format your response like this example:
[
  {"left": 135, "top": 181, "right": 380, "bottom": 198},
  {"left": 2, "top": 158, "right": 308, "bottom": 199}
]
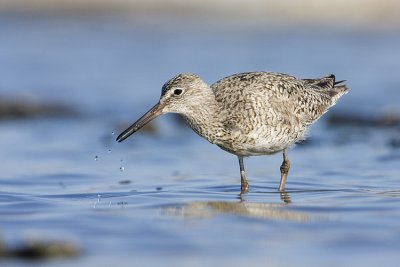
[{"left": 0, "top": 0, "right": 399, "bottom": 266}]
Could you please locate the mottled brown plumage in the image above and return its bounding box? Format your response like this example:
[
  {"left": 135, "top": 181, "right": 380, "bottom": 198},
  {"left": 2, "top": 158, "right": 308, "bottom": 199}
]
[{"left": 117, "top": 72, "right": 348, "bottom": 193}]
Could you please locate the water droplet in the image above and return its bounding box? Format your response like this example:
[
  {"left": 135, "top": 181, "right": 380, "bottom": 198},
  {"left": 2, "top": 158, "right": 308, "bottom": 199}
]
[
  {"left": 94, "top": 156, "right": 99, "bottom": 161},
  {"left": 94, "top": 194, "right": 101, "bottom": 208},
  {"left": 107, "top": 149, "right": 112, "bottom": 153},
  {"left": 111, "top": 131, "right": 115, "bottom": 135},
  {"left": 119, "top": 166, "right": 125, "bottom": 172}
]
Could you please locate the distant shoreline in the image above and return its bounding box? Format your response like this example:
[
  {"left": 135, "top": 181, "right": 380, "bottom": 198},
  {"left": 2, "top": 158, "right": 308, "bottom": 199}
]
[{"left": 0, "top": 0, "right": 399, "bottom": 29}]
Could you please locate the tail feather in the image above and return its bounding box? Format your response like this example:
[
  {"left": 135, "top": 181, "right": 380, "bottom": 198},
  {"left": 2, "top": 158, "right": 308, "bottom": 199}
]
[
  {"left": 329, "top": 84, "right": 348, "bottom": 99},
  {"left": 303, "top": 74, "right": 348, "bottom": 104},
  {"left": 334, "top": 79, "right": 346, "bottom": 85},
  {"left": 302, "top": 74, "right": 336, "bottom": 90}
]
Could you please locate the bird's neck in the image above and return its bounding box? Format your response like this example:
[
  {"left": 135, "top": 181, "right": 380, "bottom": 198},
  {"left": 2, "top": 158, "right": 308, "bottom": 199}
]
[{"left": 181, "top": 93, "right": 225, "bottom": 144}]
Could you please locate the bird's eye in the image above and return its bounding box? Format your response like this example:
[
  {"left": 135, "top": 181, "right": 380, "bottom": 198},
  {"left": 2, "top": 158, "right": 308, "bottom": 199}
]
[{"left": 173, "top": 88, "right": 183, "bottom": 95}]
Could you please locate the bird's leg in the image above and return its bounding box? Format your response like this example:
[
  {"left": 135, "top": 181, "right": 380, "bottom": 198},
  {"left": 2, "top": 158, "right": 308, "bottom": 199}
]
[
  {"left": 238, "top": 156, "right": 249, "bottom": 193},
  {"left": 279, "top": 149, "right": 290, "bottom": 192}
]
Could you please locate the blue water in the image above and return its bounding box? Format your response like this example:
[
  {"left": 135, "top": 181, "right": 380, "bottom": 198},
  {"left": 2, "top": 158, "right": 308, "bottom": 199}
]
[{"left": 0, "top": 14, "right": 399, "bottom": 267}]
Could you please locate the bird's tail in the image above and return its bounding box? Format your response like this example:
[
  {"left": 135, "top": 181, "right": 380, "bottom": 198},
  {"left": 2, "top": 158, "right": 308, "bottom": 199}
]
[
  {"left": 302, "top": 74, "right": 348, "bottom": 102},
  {"left": 329, "top": 78, "right": 348, "bottom": 104},
  {"left": 302, "top": 74, "right": 348, "bottom": 105}
]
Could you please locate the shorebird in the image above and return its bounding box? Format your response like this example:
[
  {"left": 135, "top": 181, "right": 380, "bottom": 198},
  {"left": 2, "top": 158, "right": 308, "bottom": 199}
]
[{"left": 116, "top": 72, "right": 348, "bottom": 193}]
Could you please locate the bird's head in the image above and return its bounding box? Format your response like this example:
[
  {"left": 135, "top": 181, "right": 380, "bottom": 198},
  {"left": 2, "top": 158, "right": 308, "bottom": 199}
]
[{"left": 116, "top": 73, "right": 209, "bottom": 142}]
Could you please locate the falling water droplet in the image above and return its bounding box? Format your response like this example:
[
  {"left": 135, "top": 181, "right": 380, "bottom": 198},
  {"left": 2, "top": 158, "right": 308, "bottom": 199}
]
[
  {"left": 94, "top": 156, "right": 99, "bottom": 161},
  {"left": 94, "top": 194, "right": 101, "bottom": 208},
  {"left": 111, "top": 131, "right": 115, "bottom": 136},
  {"left": 120, "top": 166, "right": 125, "bottom": 172},
  {"left": 107, "top": 149, "right": 112, "bottom": 153}
]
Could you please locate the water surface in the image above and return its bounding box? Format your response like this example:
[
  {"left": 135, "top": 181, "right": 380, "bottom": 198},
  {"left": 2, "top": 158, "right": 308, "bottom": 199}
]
[{"left": 0, "top": 14, "right": 399, "bottom": 267}]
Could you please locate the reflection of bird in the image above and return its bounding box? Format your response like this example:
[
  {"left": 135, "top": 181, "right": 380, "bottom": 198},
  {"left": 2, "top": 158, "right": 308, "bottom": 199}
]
[
  {"left": 163, "top": 201, "right": 313, "bottom": 222},
  {"left": 117, "top": 72, "right": 348, "bottom": 193}
]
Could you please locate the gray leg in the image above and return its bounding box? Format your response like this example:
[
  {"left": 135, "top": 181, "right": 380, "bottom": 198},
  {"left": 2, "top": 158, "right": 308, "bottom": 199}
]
[
  {"left": 278, "top": 149, "right": 290, "bottom": 192},
  {"left": 238, "top": 156, "right": 249, "bottom": 193}
]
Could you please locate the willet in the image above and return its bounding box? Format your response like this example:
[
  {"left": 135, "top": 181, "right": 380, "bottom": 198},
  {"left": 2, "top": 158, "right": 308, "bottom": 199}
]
[{"left": 116, "top": 72, "right": 348, "bottom": 193}]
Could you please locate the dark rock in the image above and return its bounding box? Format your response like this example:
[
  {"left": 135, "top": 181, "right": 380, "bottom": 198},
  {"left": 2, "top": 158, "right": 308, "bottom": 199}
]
[
  {"left": 11, "top": 240, "right": 80, "bottom": 260},
  {"left": 388, "top": 138, "right": 400, "bottom": 148},
  {"left": 0, "top": 239, "right": 80, "bottom": 260},
  {"left": 328, "top": 112, "right": 400, "bottom": 127},
  {"left": 0, "top": 98, "right": 79, "bottom": 120}
]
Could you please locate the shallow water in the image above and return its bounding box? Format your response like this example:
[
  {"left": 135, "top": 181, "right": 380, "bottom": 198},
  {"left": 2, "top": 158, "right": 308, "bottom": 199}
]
[{"left": 0, "top": 14, "right": 400, "bottom": 267}]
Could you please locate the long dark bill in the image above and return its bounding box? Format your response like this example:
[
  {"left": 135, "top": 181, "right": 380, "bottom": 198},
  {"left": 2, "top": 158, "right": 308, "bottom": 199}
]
[{"left": 116, "top": 102, "right": 164, "bottom": 142}]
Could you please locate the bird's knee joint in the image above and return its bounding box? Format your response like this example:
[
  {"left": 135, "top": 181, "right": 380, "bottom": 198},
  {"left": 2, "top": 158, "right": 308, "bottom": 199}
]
[{"left": 280, "top": 162, "right": 290, "bottom": 173}]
